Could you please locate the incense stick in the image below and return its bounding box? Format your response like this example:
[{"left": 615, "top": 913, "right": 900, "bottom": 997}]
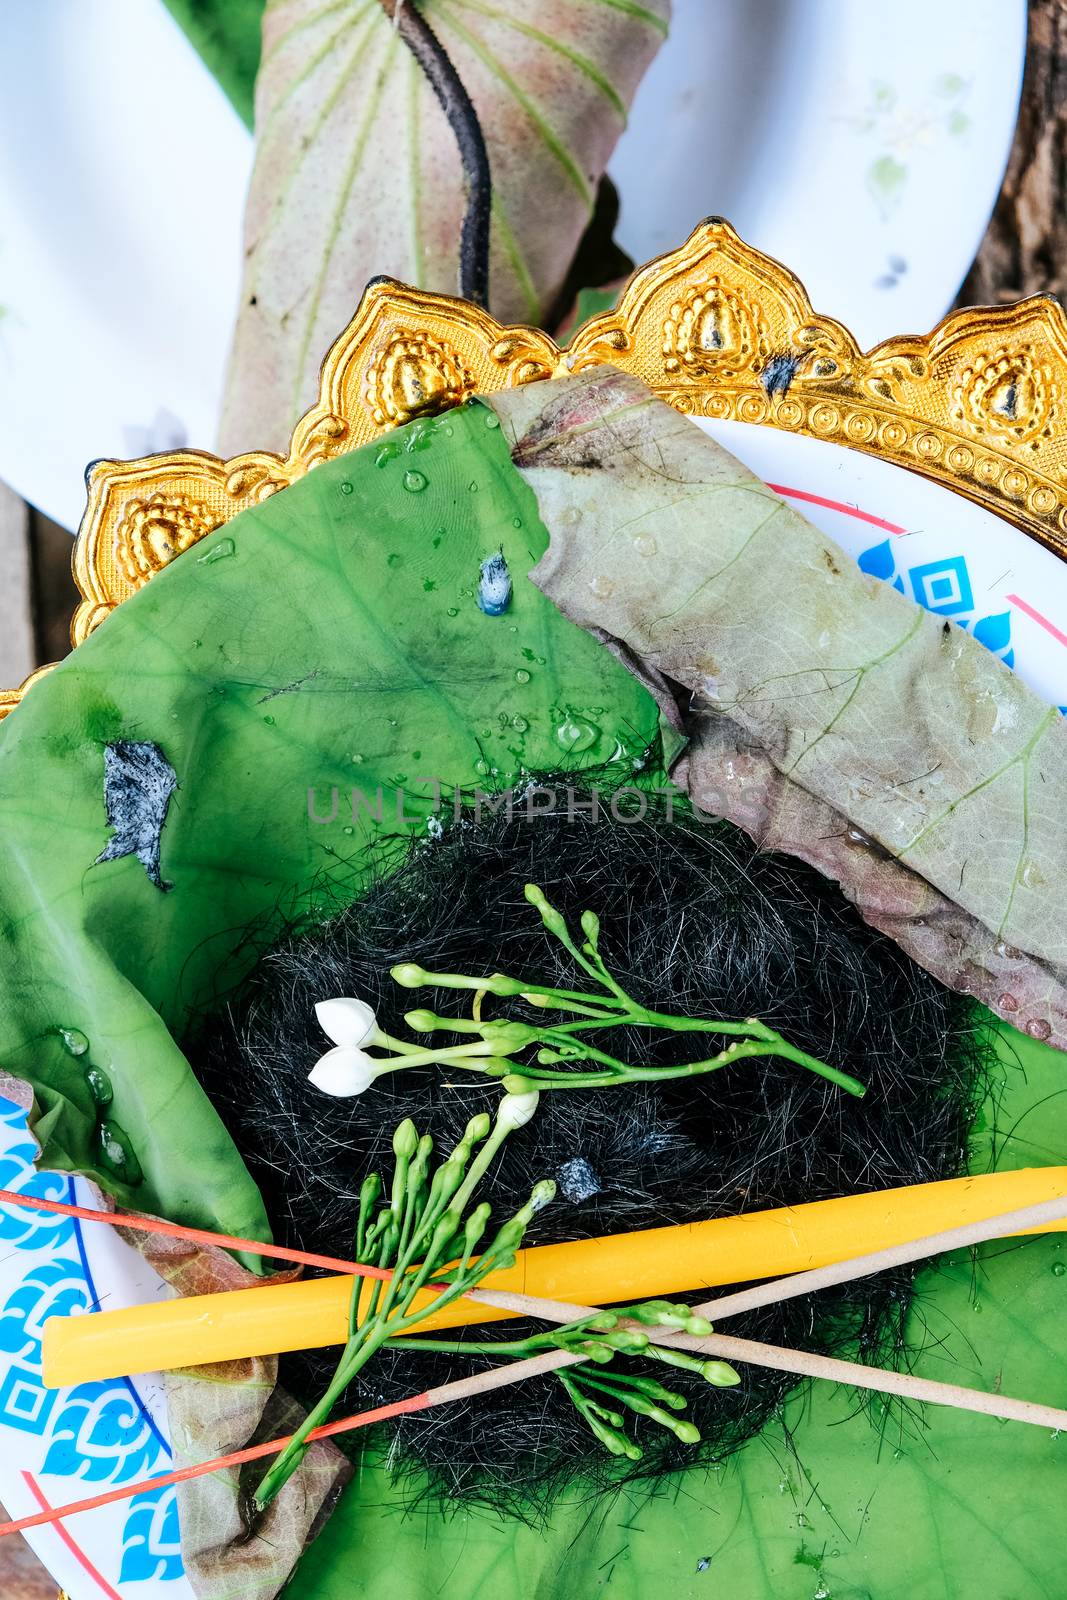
[
  {"left": 4, "top": 1289, "right": 1065, "bottom": 1544},
  {"left": 0, "top": 1186, "right": 391, "bottom": 1279},
  {"left": 455, "top": 1188, "right": 1067, "bottom": 1329},
  {"left": 3, "top": 1184, "right": 1065, "bottom": 1542},
  {"left": 688, "top": 1188, "right": 1067, "bottom": 1324}
]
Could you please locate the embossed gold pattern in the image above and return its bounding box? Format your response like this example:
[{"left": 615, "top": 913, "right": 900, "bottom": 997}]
[
  {"left": 6, "top": 219, "right": 1067, "bottom": 716},
  {"left": 115, "top": 493, "right": 222, "bottom": 585}
]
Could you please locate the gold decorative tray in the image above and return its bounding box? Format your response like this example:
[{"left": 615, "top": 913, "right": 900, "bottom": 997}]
[{"left": 5, "top": 218, "right": 1067, "bottom": 717}]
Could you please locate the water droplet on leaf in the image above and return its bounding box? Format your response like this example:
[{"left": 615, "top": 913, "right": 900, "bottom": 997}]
[
  {"left": 556, "top": 717, "right": 600, "bottom": 753},
  {"left": 515, "top": 669, "right": 531, "bottom": 684},
  {"left": 85, "top": 1065, "right": 113, "bottom": 1107},
  {"left": 97, "top": 1121, "right": 143, "bottom": 1185},
  {"left": 1027, "top": 1017, "right": 1053, "bottom": 1041},
  {"left": 403, "top": 470, "right": 428, "bottom": 493},
  {"left": 198, "top": 537, "right": 235, "bottom": 565},
  {"left": 58, "top": 1027, "right": 89, "bottom": 1057},
  {"left": 588, "top": 575, "right": 615, "bottom": 599}
]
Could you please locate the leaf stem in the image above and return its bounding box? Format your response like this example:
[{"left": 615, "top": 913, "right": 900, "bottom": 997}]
[{"left": 378, "top": 0, "right": 491, "bottom": 306}]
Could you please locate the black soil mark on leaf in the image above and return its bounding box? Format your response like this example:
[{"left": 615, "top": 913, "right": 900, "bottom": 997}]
[{"left": 95, "top": 741, "right": 178, "bottom": 891}]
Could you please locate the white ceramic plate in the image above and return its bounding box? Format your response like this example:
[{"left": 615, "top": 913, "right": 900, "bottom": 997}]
[
  {"left": 0, "top": 0, "right": 1025, "bottom": 531},
  {"left": 3, "top": 423, "right": 1067, "bottom": 1597}
]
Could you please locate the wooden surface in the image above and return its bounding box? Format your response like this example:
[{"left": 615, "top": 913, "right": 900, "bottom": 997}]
[
  {"left": 959, "top": 0, "right": 1067, "bottom": 306},
  {"left": 0, "top": 5, "right": 1061, "bottom": 1594},
  {"left": 0, "top": 482, "right": 33, "bottom": 688}
]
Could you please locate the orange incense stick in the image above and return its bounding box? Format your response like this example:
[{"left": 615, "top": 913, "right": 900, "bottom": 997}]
[{"left": 0, "top": 1187, "right": 391, "bottom": 1280}]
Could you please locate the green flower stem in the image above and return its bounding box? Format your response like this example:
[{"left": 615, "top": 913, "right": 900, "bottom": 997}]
[
  {"left": 253, "top": 1324, "right": 388, "bottom": 1508},
  {"left": 372, "top": 1028, "right": 438, "bottom": 1056},
  {"left": 393, "top": 964, "right": 628, "bottom": 1010},
  {"left": 559, "top": 1371, "right": 641, "bottom": 1459},
  {"left": 447, "top": 1116, "right": 511, "bottom": 1218},
  {"left": 371, "top": 1040, "right": 509, "bottom": 1069},
  {"left": 519, "top": 1037, "right": 865, "bottom": 1098},
  {"left": 389, "top": 1334, "right": 547, "bottom": 1358},
  {"left": 524, "top": 997, "right": 624, "bottom": 1021}
]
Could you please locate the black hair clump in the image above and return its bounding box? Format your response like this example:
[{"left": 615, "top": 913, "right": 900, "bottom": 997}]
[{"left": 189, "top": 792, "right": 988, "bottom": 1519}]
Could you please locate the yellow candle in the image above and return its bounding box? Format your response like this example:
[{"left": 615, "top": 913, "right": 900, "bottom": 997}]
[{"left": 43, "top": 1166, "right": 1067, "bottom": 1388}]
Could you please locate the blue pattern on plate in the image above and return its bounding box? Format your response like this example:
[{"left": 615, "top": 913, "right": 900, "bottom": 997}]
[
  {"left": 858, "top": 539, "right": 1015, "bottom": 668},
  {"left": 120, "top": 1487, "right": 184, "bottom": 1583},
  {"left": 0, "top": 1259, "right": 89, "bottom": 1362},
  {"left": 43, "top": 1384, "right": 167, "bottom": 1485},
  {"left": 0, "top": 1094, "right": 184, "bottom": 1586},
  {"left": 0, "top": 1149, "right": 76, "bottom": 1251}
]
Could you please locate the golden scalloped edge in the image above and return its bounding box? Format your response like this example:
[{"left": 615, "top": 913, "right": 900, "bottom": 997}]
[{"left": 7, "top": 218, "right": 1067, "bottom": 717}]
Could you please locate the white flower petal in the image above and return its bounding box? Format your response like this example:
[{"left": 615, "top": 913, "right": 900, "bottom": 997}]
[
  {"left": 315, "top": 996, "right": 377, "bottom": 1048},
  {"left": 497, "top": 1090, "right": 540, "bottom": 1131},
  {"left": 308, "top": 1045, "right": 377, "bottom": 1098}
]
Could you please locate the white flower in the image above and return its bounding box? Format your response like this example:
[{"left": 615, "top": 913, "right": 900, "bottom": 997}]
[
  {"left": 497, "top": 1089, "right": 540, "bottom": 1130},
  {"left": 314, "top": 996, "right": 378, "bottom": 1049},
  {"left": 308, "top": 1045, "right": 378, "bottom": 1098}
]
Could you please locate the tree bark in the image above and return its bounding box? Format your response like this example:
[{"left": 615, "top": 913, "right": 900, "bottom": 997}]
[{"left": 958, "top": 0, "right": 1067, "bottom": 305}]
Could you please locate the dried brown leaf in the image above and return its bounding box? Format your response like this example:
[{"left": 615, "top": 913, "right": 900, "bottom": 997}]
[
  {"left": 220, "top": 0, "right": 669, "bottom": 453},
  {"left": 491, "top": 368, "right": 1067, "bottom": 1049}
]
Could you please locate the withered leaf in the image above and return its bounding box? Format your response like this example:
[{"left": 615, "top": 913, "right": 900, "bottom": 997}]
[
  {"left": 491, "top": 368, "right": 1067, "bottom": 1049},
  {"left": 220, "top": 0, "right": 669, "bottom": 453}
]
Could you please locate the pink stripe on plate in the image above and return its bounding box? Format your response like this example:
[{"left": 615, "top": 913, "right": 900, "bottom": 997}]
[
  {"left": 766, "top": 483, "right": 908, "bottom": 536},
  {"left": 21, "top": 1471, "right": 123, "bottom": 1600},
  {"left": 1007, "top": 593, "right": 1067, "bottom": 652}
]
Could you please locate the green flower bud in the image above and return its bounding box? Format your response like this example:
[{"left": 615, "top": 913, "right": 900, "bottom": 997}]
[
  {"left": 684, "top": 1313, "right": 712, "bottom": 1337},
  {"left": 702, "top": 1360, "right": 741, "bottom": 1388},
  {"left": 485, "top": 1219, "right": 525, "bottom": 1257},
  {"left": 463, "top": 1201, "right": 492, "bottom": 1253},
  {"left": 479, "top": 1033, "right": 522, "bottom": 1057},
  {"left": 523, "top": 883, "right": 568, "bottom": 936},
  {"left": 628, "top": 1299, "right": 693, "bottom": 1330},
  {"left": 404, "top": 1009, "right": 438, "bottom": 1033},
  {"left": 673, "top": 1420, "right": 701, "bottom": 1445},
  {"left": 589, "top": 1402, "right": 625, "bottom": 1429},
  {"left": 587, "top": 1312, "right": 618, "bottom": 1333},
  {"left": 502, "top": 1072, "right": 538, "bottom": 1093},
  {"left": 484, "top": 972, "right": 528, "bottom": 996},
  {"left": 392, "top": 1118, "right": 419, "bottom": 1161},
  {"left": 483, "top": 1021, "right": 538, "bottom": 1048},
  {"left": 529, "top": 1178, "right": 556, "bottom": 1212},
  {"left": 604, "top": 1329, "right": 649, "bottom": 1354},
  {"left": 463, "top": 1112, "right": 492, "bottom": 1144},
  {"left": 578, "top": 1340, "right": 616, "bottom": 1364},
  {"left": 580, "top": 909, "right": 600, "bottom": 944},
  {"left": 391, "top": 963, "right": 427, "bottom": 989}
]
